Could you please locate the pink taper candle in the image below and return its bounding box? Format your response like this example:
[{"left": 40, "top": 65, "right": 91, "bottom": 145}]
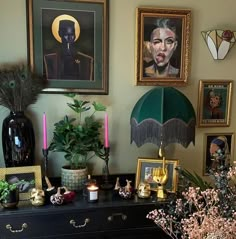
[
  {"left": 43, "top": 112, "right": 47, "bottom": 149},
  {"left": 104, "top": 113, "right": 109, "bottom": 148}
]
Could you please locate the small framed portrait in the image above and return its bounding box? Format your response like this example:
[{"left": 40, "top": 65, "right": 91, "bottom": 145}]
[
  {"left": 135, "top": 7, "right": 191, "bottom": 86},
  {"left": 197, "top": 80, "right": 233, "bottom": 127},
  {"left": 135, "top": 157, "right": 179, "bottom": 193},
  {"left": 26, "top": 0, "right": 109, "bottom": 94},
  {"left": 0, "top": 166, "right": 42, "bottom": 201},
  {"left": 203, "top": 133, "right": 234, "bottom": 175}
]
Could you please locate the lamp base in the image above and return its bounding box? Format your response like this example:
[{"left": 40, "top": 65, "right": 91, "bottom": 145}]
[{"left": 156, "top": 185, "right": 167, "bottom": 199}]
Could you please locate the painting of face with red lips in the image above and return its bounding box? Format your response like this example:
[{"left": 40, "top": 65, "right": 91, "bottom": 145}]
[
  {"left": 144, "top": 18, "right": 180, "bottom": 78},
  {"left": 135, "top": 8, "right": 191, "bottom": 86}
]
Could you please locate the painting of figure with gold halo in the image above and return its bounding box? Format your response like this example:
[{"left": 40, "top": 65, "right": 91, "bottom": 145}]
[{"left": 42, "top": 11, "right": 94, "bottom": 81}]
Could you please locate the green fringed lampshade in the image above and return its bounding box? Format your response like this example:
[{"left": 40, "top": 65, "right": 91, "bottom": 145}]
[{"left": 130, "top": 87, "right": 196, "bottom": 148}]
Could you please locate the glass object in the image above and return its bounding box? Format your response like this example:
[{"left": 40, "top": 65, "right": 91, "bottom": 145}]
[
  {"left": 87, "top": 184, "right": 99, "bottom": 202},
  {"left": 2, "top": 111, "right": 35, "bottom": 167}
]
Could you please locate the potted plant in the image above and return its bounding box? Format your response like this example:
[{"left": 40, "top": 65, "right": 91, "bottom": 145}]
[
  {"left": 49, "top": 94, "right": 106, "bottom": 191},
  {"left": 0, "top": 179, "right": 19, "bottom": 208}
]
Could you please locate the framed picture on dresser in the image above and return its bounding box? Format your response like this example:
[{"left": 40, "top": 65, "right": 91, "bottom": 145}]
[
  {"left": 0, "top": 165, "right": 42, "bottom": 201},
  {"left": 135, "top": 157, "right": 179, "bottom": 193}
]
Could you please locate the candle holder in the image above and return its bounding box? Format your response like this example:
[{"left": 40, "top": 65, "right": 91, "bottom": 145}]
[
  {"left": 100, "top": 147, "right": 113, "bottom": 190},
  {"left": 42, "top": 148, "right": 49, "bottom": 177}
]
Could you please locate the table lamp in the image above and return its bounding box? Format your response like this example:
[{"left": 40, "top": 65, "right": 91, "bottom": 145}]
[{"left": 130, "top": 87, "right": 196, "bottom": 198}]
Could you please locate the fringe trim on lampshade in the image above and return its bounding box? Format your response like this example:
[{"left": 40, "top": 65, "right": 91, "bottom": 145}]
[{"left": 130, "top": 118, "right": 196, "bottom": 148}]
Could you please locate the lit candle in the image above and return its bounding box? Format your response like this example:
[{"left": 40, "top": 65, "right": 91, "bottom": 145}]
[
  {"left": 104, "top": 113, "right": 109, "bottom": 148},
  {"left": 87, "top": 184, "right": 99, "bottom": 202},
  {"left": 43, "top": 112, "right": 47, "bottom": 150}
]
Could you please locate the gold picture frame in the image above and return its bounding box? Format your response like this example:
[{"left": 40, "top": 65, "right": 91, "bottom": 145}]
[
  {"left": 135, "top": 7, "right": 191, "bottom": 86},
  {"left": 0, "top": 166, "right": 42, "bottom": 201},
  {"left": 197, "top": 80, "right": 233, "bottom": 127},
  {"left": 203, "top": 133, "right": 234, "bottom": 175},
  {"left": 135, "top": 158, "right": 179, "bottom": 193}
]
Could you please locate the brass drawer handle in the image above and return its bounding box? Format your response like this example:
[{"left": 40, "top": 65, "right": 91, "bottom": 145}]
[
  {"left": 70, "top": 218, "right": 90, "bottom": 228},
  {"left": 6, "top": 223, "right": 28, "bottom": 233},
  {"left": 107, "top": 213, "right": 127, "bottom": 222}
]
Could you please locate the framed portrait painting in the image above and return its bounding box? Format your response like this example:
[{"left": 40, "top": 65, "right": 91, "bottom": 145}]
[
  {"left": 197, "top": 80, "right": 233, "bottom": 127},
  {"left": 0, "top": 166, "right": 42, "bottom": 201},
  {"left": 27, "top": 0, "right": 109, "bottom": 94},
  {"left": 135, "top": 7, "right": 191, "bottom": 86},
  {"left": 135, "top": 158, "right": 179, "bottom": 193},
  {"left": 203, "top": 133, "right": 234, "bottom": 175}
]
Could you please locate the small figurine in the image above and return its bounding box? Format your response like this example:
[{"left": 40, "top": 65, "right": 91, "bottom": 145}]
[
  {"left": 30, "top": 188, "right": 45, "bottom": 206},
  {"left": 61, "top": 186, "right": 76, "bottom": 203},
  {"left": 44, "top": 176, "right": 57, "bottom": 204},
  {"left": 114, "top": 177, "right": 121, "bottom": 190},
  {"left": 50, "top": 187, "right": 64, "bottom": 205},
  {"left": 118, "top": 179, "right": 133, "bottom": 199},
  {"left": 137, "top": 182, "right": 151, "bottom": 198}
]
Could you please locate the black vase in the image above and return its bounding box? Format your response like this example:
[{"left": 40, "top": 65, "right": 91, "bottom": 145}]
[{"left": 2, "top": 111, "right": 35, "bottom": 167}]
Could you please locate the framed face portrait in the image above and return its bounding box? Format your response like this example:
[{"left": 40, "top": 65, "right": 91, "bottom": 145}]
[
  {"left": 27, "top": 0, "right": 109, "bottom": 94},
  {"left": 135, "top": 7, "right": 191, "bottom": 86},
  {"left": 135, "top": 157, "right": 179, "bottom": 193},
  {"left": 203, "top": 133, "right": 234, "bottom": 175},
  {"left": 197, "top": 80, "right": 233, "bottom": 127}
]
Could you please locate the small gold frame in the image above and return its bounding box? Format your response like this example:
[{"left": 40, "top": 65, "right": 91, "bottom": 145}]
[
  {"left": 203, "top": 132, "right": 234, "bottom": 175},
  {"left": 135, "top": 158, "right": 179, "bottom": 193},
  {"left": 0, "top": 165, "right": 42, "bottom": 201},
  {"left": 197, "top": 80, "right": 233, "bottom": 127}
]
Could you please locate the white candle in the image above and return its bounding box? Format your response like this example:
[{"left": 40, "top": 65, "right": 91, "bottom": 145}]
[{"left": 87, "top": 185, "right": 99, "bottom": 202}]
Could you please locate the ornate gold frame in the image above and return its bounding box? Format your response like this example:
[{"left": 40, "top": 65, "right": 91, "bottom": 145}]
[
  {"left": 135, "top": 157, "right": 179, "bottom": 193},
  {"left": 0, "top": 166, "right": 42, "bottom": 201},
  {"left": 135, "top": 7, "right": 192, "bottom": 86},
  {"left": 197, "top": 80, "right": 233, "bottom": 127}
]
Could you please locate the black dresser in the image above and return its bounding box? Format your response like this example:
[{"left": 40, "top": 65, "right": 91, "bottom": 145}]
[{"left": 0, "top": 188, "right": 170, "bottom": 239}]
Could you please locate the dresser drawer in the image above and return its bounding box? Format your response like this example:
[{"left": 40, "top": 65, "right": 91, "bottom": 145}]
[
  {"left": 102, "top": 205, "right": 156, "bottom": 230},
  {"left": 0, "top": 210, "right": 103, "bottom": 238}
]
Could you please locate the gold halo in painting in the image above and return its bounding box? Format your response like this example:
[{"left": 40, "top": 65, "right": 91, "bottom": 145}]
[{"left": 51, "top": 14, "right": 80, "bottom": 43}]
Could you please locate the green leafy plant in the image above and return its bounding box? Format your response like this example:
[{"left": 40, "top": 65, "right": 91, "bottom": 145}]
[
  {"left": 177, "top": 167, "right": 212, "bottom": 191},
  {"left": 0, "top": 180, "right": 17, "bottom": 202},
  {"left": 49, "top": 94, "right": 106, "bottom": 169}
]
